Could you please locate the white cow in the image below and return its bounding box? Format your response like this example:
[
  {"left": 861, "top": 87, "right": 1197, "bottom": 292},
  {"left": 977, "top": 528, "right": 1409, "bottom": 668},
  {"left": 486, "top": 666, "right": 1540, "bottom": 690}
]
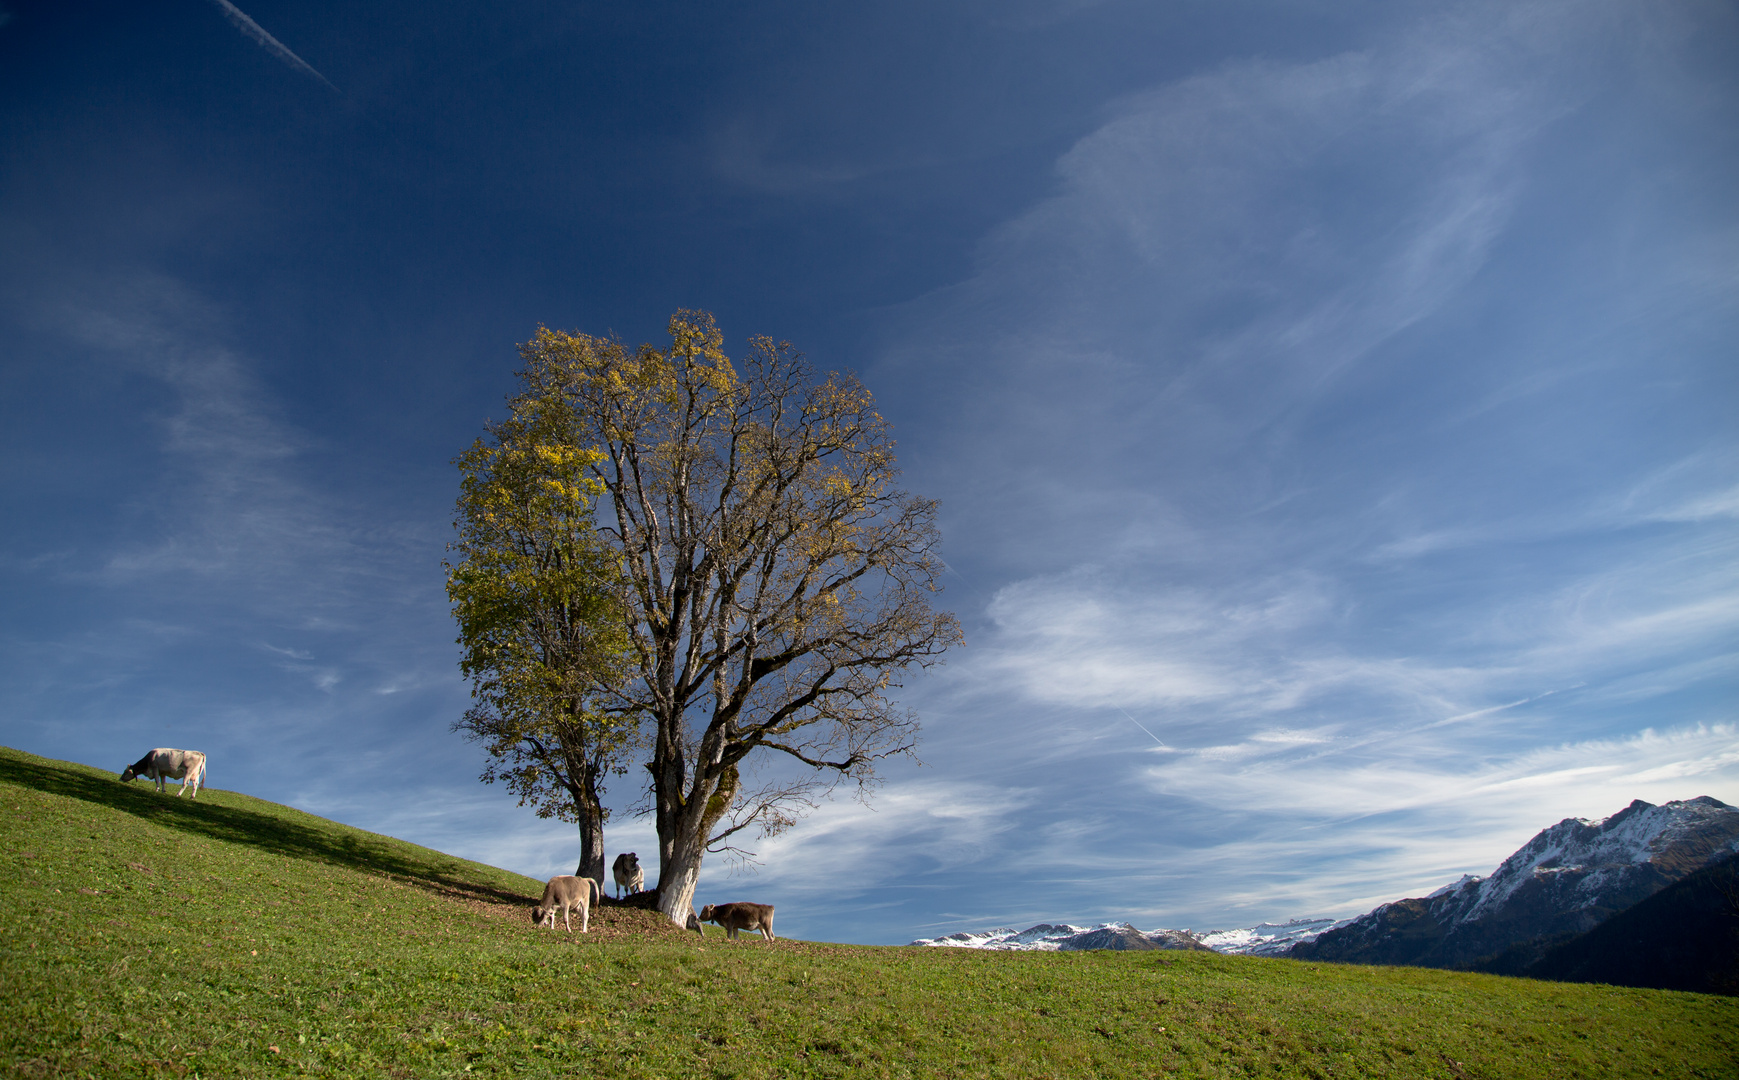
[{"left": 119, "top": 748, "right": 207, "bottom": 799}]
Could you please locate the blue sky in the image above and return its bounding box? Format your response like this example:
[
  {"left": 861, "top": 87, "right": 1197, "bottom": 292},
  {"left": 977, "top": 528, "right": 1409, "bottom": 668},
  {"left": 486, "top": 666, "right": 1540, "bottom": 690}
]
[{"left": 2, "top": 0, "right": 1735, "bottom": 945}]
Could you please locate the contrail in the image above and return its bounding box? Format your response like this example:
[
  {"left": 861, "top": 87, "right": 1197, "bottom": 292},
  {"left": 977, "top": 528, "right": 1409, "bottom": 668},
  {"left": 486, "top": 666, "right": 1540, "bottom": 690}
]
[
  {"left": 207, "top": 0, "right": 338, "bottom": 92},
  {"left": 1116, "top": 706, "right": 1169, "bottom": 749}
]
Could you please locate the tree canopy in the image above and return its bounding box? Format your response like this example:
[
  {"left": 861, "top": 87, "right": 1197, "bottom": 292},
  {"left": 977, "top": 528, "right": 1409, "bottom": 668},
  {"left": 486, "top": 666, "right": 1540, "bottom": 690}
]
[
  {"left": 518, "top": 310, "right": 962, "bottom": 925},
  {"left": 446, "top": 378, "right": 635, "bottom": 888}
]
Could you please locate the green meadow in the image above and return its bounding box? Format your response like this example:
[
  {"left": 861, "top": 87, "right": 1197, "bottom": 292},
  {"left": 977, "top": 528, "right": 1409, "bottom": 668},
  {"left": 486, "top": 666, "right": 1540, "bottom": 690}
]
[{"left": 2, "top": 745, "right": 1733, "bottom": 1079}]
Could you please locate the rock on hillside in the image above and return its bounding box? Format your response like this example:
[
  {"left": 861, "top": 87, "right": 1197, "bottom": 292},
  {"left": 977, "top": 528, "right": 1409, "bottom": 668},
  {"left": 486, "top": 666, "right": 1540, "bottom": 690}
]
[{"left": 1290, "top": 796, "right": 1739, "bottom": 971}]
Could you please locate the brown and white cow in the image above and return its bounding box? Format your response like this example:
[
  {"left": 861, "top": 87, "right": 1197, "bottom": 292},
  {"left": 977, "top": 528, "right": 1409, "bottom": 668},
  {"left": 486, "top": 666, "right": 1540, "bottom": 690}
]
[
  {"left": 119, "top": 748, "right": 206, "bottom": 799},
  {"left": 611, "top": 851, "right": 644, "bottom": 898}
]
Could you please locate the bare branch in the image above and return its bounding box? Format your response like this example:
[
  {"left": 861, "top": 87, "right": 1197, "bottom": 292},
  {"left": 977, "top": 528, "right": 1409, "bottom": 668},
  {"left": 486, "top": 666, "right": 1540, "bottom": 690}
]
[{"left": 519, "top": 312, "right": 961, "bottom": 924}]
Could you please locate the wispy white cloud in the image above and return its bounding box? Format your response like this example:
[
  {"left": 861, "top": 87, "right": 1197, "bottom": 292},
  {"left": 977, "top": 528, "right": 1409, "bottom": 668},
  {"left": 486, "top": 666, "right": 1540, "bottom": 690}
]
[
  {"left": 707, "top": 117, "right": 872, "bottom": 195},
  {"left": 260, "top": 643, "right": 314, "bottom": 661},
  {"left": 1606, "top": 451, "right": 1739, "bottom": 526},
  {"left": 736, "top": 780, "right": 1035, "bottom": 898},
  {"left": 1141, "top": 722, "right": 1739, "bottom": 820},
  {"left": 1645, "top": 485, "right": 1739, "bottom": 524},
  {"left": 878, "top": 7, "right": 1627, "bottom": 592},
  {"left": 1131, "top": 724, "right": 1739, "bottom": 921},
  {"left": 206, "top": 0, "right": 338, "bottom": 92},
  {"left": 949, "top": 513, "right": 1736, "bottom": 772},
  {"left": 45, "top": 278, "right": 353, "bottom": 595}
]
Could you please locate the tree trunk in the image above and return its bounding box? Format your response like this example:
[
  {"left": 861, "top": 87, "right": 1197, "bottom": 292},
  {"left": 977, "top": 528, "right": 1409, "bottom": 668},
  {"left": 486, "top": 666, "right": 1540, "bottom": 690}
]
[
  {"left": 655, "top": 823, "right": 706, "bottom": 925},
  {"left": 569, "top": 757, "right": 608, "bottom": 894},
  {"left": 654, "top": 753, "right": 738, "bottom": 926},
  {"left": 653, "top": 751, "right": 682, "bottom": 881},
  {"left": 573, "top": 810, "right": 605, "bottom": 891},
  {"left": 652, "top": 757, "right": 697, "bottom": 924},
  {"left": 649, "top": 700, "right": 688, "bottom": 919}
]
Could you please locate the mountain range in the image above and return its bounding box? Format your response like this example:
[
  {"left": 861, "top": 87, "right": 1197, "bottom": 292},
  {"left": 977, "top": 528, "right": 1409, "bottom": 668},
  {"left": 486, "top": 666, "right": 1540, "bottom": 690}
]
[
  {"left": 911, "top": 796, "right": 1739, "bottom": 990},
  {"left": 910, "top": 916, "right": 1341, "bottom": 956},
  {"left": 1290, "top": 796, "right": 1739, "bottom": 971}
]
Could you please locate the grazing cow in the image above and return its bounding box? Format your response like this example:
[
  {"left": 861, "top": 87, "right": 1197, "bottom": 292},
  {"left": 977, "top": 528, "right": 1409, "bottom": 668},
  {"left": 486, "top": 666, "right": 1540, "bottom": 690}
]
[
  {"left": 611, "top": 851, "right": 644, "bottom": 898},
  {"left": 118, "top": 749, "right": 206, "bottom": 799},
  {"left": 533, "top": 875, "right": 600, "bottom": 934},
  {"left": 698, "top": 902, "right": 776, "bottom": 942}
]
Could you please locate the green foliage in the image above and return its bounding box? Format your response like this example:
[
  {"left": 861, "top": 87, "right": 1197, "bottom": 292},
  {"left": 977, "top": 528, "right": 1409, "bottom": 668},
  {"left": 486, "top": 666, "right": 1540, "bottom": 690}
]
[
  {"left": 447, "top": 360, "right": 635, "bottom": 838},
  {"left": 6, "top": 746, "right": 1738, "bottom": 1079}
]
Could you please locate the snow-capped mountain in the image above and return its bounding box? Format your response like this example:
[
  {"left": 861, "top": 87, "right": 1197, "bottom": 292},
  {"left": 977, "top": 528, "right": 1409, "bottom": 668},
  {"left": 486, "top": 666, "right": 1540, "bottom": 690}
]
[
  {"left": 1197, "top": 918, "right": 1350, "bottom": 957},
  {"left": 908, "top": 917, "right": 1348, "bottom": 955},
  {"left": 909, "top": 923, "right": 1211, "bottom": 952},
  {"left": 1291, "top": 796, "right": 1739, "bottom": 970},
  {"left": 905, "top": 797, "right": 1739, "bottom": 965}
]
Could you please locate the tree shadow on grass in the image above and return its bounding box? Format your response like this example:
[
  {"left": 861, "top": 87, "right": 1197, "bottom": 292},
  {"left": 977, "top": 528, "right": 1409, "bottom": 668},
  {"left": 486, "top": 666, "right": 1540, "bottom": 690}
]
[{"left": 0, "top": 746, "right": 536, "bottom": 905}]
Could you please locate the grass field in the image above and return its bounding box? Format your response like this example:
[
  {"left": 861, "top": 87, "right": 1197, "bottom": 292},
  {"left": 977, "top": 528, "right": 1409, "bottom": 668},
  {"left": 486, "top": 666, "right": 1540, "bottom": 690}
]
[{"left": 2, "top": 745, "right": 1734, "bottom": 1079}]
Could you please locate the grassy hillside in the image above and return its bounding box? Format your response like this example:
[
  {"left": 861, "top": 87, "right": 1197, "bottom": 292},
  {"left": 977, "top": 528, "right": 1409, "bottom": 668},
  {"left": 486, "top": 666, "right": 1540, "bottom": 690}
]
[{"left": 2, "top": 746, "right": 1735, "bottom": 1079}]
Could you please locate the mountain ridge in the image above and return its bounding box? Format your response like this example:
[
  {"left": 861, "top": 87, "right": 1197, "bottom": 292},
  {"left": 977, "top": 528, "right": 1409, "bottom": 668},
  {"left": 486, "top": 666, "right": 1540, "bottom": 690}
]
[
  {"left": 1291, "top": 796, "right": 1739, "bottom": 971},
  {"left": 1521, "top": 850, "right": 1739, "bottom": 994},
  {"left": 910, "top": 796, "right": 1739, "bottom": 979}
]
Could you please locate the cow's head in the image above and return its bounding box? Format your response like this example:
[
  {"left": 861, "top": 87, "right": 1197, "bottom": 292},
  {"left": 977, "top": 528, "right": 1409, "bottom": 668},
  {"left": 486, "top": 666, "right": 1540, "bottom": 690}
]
[{"left": 118, "top": 766, "right": 138, "bottom": 782}]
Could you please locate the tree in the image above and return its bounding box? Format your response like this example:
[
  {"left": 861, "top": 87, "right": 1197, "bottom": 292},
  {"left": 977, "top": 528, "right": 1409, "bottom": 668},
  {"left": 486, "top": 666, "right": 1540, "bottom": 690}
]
[
  {"left": 520, "top": 311, "right": 962, "bottom": 926},
  {"left": 447, "top": 374, "right": 636, "bottom": 890}
]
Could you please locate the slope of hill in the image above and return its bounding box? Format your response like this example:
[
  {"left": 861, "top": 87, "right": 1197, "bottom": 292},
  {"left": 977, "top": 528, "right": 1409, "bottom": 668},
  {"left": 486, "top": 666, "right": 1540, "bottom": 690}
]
[
  {"left": 4, "top": 745, "right": 1736, "bottom": 1079},
  {"left": 1290, "top": 797, "right": 1739, "bottom": 971},
  {"left": 1522, "top": 851, "right": 1739, "bottom": 995}
]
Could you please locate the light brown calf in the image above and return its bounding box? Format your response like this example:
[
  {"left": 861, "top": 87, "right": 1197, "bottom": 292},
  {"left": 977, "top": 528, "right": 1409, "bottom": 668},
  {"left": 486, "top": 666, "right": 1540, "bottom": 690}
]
[
  {"left": 697, "top": 901, "right": 776, "bottom": 942},
  {"left": 532, "top": 875, "right": 600, "bottom": 934}
]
